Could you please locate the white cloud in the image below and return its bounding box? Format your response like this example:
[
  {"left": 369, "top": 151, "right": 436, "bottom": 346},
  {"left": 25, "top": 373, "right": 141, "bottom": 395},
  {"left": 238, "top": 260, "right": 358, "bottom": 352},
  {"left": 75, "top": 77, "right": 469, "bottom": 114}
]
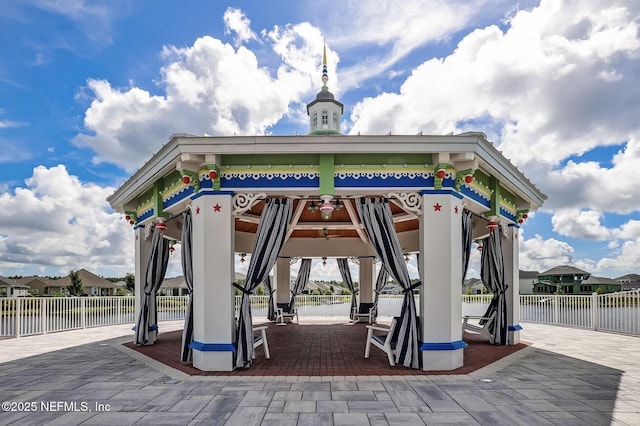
[
  {"left": 73, "top": 33, "right": 319, "bottom": 172},
  {"left": 551, "top": 209, "right": 611, "bottom": 240},
  {"left": 347, "top": 0, "right": 640, "bottom": 228},
  {"left": 519, "top": 234, "right": 575, "bottom": 272},
  {"left": 0, "top": 165, "right": 134, "bottom": 276},
  {"left": 223, "top": 7, "right": 258, "bottom": 47},
  {"left": 595, "top": 238, "right": 640, "bottom": 276}
]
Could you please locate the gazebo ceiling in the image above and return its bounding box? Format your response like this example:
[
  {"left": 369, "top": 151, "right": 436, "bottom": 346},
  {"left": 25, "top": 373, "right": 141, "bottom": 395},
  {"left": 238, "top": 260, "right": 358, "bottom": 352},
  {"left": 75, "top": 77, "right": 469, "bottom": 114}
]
[{"left": 234, "top": 198, "right": 419, "bottom": 241}]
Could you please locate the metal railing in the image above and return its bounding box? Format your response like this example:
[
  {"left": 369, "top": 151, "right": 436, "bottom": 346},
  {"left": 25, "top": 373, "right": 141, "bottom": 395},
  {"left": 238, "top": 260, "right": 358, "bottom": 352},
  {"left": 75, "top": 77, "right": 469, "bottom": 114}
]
[{"left": 1, "top": 291, "right": 638, "bottom": 338}]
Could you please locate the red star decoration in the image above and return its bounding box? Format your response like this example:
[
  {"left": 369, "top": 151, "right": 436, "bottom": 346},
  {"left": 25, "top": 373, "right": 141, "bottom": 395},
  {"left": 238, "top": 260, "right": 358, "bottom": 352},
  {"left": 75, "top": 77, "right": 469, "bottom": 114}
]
[
  {"left": 454, "top": 206, "right": 459, "bottom": 214},
  {"left": 213, "top": 204, "right": 222, "bottom": 212},
  {"left": 195, "top": 206, "right": 201, "bottom": 215},
  {"left": 433, "top": 203, "right": 442, "bottom": 211}
]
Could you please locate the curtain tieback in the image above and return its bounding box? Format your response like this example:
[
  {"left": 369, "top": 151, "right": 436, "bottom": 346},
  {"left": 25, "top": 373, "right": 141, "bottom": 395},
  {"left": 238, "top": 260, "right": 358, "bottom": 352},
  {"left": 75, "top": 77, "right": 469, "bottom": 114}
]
[
  {"left": 402, "top": 281, "right": 422, "bottom": 293},
  {"left": 232, "top": 282, "right": 253, "bottom": 295}
]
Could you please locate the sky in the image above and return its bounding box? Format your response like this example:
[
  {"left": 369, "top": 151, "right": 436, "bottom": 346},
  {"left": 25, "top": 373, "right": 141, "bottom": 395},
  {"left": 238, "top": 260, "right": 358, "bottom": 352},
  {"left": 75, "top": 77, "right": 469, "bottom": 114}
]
[{"left": 1, "top": 0, "right": 640, "bottom": 282}]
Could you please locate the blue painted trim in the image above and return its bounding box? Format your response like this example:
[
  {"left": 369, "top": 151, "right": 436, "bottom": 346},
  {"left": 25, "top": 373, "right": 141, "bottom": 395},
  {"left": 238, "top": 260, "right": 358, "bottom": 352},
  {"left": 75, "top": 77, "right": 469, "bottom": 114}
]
[
  {"left": 420, "top": 340, "right": 468, "bottom": 351},
  {"left": 420, "top": 189, "right": 464, "bottom": 199},
  {"left": 191, "top": 190, "right": 234, "bottom": 201},
  {"left": 508, "top": 324, "right": 523, "bottom": 331},
  {"left": 189, "top": 341, "right": 236, "bottom": 352}
]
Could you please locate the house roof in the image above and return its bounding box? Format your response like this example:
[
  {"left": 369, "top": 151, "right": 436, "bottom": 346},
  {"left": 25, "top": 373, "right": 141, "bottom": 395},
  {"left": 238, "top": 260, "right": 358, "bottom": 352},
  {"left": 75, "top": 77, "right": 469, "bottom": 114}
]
[
  {"left": 582, "top": 276, "right": 621, "bottom": 285},
  {"left": 614, "top": 273, "right": 640, "bottom": 281},
  {"left": 519, "top": 270, "right": 539, "bottom": 279},
  {"left": 0, "top": 277, "right": 30, "bottom": 289},
  {"left": 51, "top": 269, "right": 117, "bottom": 289},
  {"left": 539, "top": 265, "right": 590, "bottom": 276}
]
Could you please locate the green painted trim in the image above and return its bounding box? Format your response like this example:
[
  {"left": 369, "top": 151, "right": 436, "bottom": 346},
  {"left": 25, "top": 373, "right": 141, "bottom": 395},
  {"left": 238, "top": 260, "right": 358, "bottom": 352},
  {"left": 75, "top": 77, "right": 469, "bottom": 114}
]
[
  {"left": 205, "top": 164, "right": 221, "bottom": 191},
  {"left": 334, "top": 153, "right": 431, "bottom": 166},
  {"left": 319, "top": 154, "right": 334, "bottom": 196},
  {"left": 180, "top": 170, "right": 200, "bottom": 192},
  {"left": 455, "top": 168, "right": 475, "bottom": 191},
  {"left": 221, "top": 154, "right": 319, "bottom": 166},
  {"left": 152, "top": 180, "right": 168, "bottom": 218},
  {"left": 485, "top": 176, "right": 500, "bottom": 218},
  {"left": 434, "top": 163, "right": 451, "bottom": 190}
]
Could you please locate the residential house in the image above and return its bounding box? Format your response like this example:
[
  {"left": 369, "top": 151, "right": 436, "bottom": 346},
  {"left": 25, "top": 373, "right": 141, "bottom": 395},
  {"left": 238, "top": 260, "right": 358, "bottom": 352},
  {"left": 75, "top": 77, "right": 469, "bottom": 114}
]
[
  {"left": 14, "top": 276, "right": 50, "bottom": 296},
  {"left": 579, "top": 276, "right": 622, "bottom": 294},
  {"left": 463, "top": 277, "right": 485, "bottom": 295},
  {"left": 0, "top": 277, "right": 30, "bottom": 297},
  {"left": 519, "top": 270, "right": 538, "bottom": 295},
  {"left": 533, "top": 265, "right": 620, "bottom": 294},
  {"left": 615, "top": 273, "right": 640, "bottom": 291},
  {"left": 47, "top": 269, "right": 118, "bottom": 296}
]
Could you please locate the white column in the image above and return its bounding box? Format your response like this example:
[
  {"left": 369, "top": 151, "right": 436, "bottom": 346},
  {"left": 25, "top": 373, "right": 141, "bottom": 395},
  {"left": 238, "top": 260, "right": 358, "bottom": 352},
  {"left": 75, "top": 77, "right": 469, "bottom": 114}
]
[
  {"left": 503, "top": 224, "right": 521, "bottom": 344},
  {"left": 359, "top": 257, "right": 374, "bottom": 303},
  {"left": 275, "top": 257, "right": 291, "bottom": 305},
  {"left": 191, "top": 193, "right": 236, "bottom": 371},
  {"left": 419, "top": 192, "right": 465, "bottom": 370},
  {"left": 134, "top": 226, "right": 152, "bottom": 343}
]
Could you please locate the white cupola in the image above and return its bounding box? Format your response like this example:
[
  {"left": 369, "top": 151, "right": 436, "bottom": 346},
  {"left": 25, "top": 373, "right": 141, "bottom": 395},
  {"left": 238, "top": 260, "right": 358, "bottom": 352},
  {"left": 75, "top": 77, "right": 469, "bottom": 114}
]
[{"left": 307, "top": 43, "right": 343, "bottom": 135}]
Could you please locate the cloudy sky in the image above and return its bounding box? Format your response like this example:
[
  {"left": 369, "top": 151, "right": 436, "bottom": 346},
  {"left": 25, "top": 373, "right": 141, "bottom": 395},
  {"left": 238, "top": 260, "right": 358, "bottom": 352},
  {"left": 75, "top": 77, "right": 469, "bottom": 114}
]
[{"left": 1, "top": 0, "right": 639, "bottom": 282}]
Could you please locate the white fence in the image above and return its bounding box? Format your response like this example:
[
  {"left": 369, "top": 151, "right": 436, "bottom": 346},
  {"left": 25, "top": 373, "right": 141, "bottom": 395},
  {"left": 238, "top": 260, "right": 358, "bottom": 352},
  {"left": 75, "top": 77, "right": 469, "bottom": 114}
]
[{"left": 1, "top": 291, "right": 638, "bottom": 338}]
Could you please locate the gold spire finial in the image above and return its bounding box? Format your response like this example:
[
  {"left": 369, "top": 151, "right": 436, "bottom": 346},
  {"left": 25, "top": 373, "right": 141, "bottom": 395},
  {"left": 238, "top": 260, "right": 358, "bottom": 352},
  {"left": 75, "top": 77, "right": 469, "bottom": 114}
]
[{"left": 321, "top": 38, "right": 328, "bottom": 87}]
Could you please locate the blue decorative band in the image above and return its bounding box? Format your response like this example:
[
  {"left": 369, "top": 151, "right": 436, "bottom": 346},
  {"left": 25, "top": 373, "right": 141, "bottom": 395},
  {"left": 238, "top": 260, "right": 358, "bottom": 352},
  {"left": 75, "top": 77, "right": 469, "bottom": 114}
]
[
  {"left": 191, "top": 190, "right": 234, "bottom": 200},
  {"left": 420, "top": 340, "right": 468, "bottom": 351},
  {"left": 508, "top": 324, "right": 523, "bottom": 331},
  {"left": 420, "top": 189, "right": 464, "bottom": 199},
  {"left": 189, "top": 341, "right": 236, "bottom": 352}
]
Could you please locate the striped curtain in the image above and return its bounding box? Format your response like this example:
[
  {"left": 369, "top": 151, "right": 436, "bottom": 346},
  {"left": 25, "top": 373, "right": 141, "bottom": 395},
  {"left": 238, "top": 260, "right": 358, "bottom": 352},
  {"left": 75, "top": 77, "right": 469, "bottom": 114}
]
[
  {"left": 180, "top": 209, "right": 194, "bottom": 363},
  {"left": 263, "top": 276, "right": 277, "bottom": 321},
  {"left": 235, "top": 198, "right": 292, "bottom": 367},
  {"left": 461, "top": 209, "right": 473, "bottom": 286},
  {"left": 289, "top": 258, "right": 312, "bottom": 311},
  {"left": 372, "top": 266, "right": 389, "bottom": 322},
  {"left": 480, "top": 228, "right": 508, "bottom": 345},
  {"left": 337, "top": 258, "right": 358, "bottom": 320},
  {"left": 135, "top": 225, "right": 170, "bottom": 345},
  {"left": 356, "top": 198, "right": 421, "bottom": 369}
]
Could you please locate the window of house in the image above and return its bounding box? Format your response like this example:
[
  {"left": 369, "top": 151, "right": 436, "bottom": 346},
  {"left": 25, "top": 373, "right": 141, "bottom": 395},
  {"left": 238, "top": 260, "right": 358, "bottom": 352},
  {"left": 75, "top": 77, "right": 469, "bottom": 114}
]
[
  {"left": 322, "top": 110, "right": 328, "bottom": 126},
  {"left": 312, "top": 112, "right": 318, "bottom": 129},
  {"left": 333, "top": 112, "right": 338, "bottom": 127}
]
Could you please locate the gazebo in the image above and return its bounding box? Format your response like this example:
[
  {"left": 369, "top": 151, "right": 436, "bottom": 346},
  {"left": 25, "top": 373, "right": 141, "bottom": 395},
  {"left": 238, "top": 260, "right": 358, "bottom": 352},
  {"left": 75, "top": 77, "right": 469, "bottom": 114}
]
[{"left": 107, "top": 49, "right": 546, "bottom": 372}]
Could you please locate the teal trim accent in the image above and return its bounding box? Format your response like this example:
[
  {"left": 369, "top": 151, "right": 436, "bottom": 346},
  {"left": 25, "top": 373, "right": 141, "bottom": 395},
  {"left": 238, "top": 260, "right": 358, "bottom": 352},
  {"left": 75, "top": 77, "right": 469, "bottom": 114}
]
[
  {"left": 508, "top": 324, "right": 523, "bottom": 331},
  {"left": 190, "top": 341, "right": 236, "bottom": 352},
  {"left": 420, "top": 340, "right": 468, "bottom": 351}
]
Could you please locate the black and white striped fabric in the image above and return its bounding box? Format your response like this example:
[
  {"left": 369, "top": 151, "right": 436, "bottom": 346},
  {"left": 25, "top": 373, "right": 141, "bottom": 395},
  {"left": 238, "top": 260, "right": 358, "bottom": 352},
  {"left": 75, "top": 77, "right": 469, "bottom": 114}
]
[
  {"left": 180, "top": 209, "right": 194, "bottom": 363},
  {"left": 461, "top": 208, "right": 473, "bottom": 286},
  {"left": 480, "top": 229, "right": 508, "bottom": 345},
  {"left": 135, "top": 225, "right": 170, "bottom": 345},
  {"left": 356, "top": 198, "right": 421, "bottom": 369},
  {"left": 337, "top": 258, "right": 358, "bottom": 320},
  {"left": 289, "top": 258, "right": 311, "bottom": 311},
  {"left": 372, "top": 266, "right": 389, "bottom": 322},
  {"left": 263, "top": 276, "right": 277, "bottom": 321},
  {"left": 235, "top": 198, "right": 292, "bottom": 367}
]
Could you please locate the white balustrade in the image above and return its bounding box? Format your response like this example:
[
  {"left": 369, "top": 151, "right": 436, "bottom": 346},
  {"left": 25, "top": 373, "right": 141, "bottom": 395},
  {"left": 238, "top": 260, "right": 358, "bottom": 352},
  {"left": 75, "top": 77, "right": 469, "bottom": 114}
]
[{"left": 1, "top": 292, "right": 638, "bottom": 338}]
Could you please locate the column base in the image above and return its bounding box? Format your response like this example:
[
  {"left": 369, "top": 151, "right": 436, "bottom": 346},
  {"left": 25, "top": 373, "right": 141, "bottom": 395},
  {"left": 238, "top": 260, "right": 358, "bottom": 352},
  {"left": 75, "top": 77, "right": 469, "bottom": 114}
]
[
  {"left": 508, "top": 324, "right": 522, "bottom": 345},
  {"left": 420, "top": 341, "right": 466, "bottom": 371},
  {"left": 191, "top": 341, "right": 236, "bottom": 371}
]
